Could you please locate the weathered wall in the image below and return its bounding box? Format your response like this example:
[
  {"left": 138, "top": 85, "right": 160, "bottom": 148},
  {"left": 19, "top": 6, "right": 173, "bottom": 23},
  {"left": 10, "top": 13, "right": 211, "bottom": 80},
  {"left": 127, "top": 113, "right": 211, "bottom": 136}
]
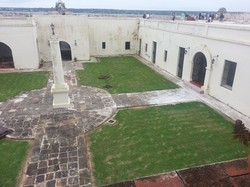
[
  {"left": 88, "top": 17, "right": 139, "bottom": 56},
  {"left": 1, "top": 15, "right": 250, "bottom": 118},
  {"left": 0, "top": 17, "right": 39, "bottom": 69},
  {"left": 34, "top": 15, "right": 90, "bottom": 62},
  {"left": 138, "top": 19, "right": 250, "bottom": 117}
]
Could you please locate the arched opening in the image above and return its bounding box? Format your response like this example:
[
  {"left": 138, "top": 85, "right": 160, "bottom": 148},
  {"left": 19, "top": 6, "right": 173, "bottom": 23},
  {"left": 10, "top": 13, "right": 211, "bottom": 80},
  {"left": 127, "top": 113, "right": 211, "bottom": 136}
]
[
  {"left": 191, "top": 52, "right": 207, "bottom": 87},
  {"left": 59, "top": 41, "right": 72, "bottom": 61},
  {"left": 0, "top": 42, "right": 14, "bottom": 68}
]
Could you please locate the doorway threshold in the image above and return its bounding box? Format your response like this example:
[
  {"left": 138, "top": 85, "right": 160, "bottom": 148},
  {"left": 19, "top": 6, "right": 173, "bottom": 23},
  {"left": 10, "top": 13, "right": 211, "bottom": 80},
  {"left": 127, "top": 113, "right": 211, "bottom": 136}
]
[{"left": 185, "top": 81, "right": 204, "bottom": 94}]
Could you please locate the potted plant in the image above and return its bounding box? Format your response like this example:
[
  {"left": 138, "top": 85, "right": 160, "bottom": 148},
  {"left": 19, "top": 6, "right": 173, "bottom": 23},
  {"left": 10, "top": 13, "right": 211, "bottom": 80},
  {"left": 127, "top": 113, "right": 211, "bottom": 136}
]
[{"left": 232, "top": 119, "right": 250, "bottom": 172}]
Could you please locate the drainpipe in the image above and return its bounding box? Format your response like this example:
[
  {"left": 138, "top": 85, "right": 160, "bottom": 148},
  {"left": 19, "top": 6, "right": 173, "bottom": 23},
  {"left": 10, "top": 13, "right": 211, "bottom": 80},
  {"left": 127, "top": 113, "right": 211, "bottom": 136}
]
[
  {"left": 206, "top": 55, "right": 218, "bottom": 95},
  {"left": 206, "top": 61, "right": 213, "bottom": 94},
  {"left": 136, "top": 19, "right": 140, "bottom": 55}
]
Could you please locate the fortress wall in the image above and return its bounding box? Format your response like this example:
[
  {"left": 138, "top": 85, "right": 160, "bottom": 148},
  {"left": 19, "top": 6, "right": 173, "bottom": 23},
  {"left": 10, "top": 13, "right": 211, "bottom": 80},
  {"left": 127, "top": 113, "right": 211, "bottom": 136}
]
[
  {"left": 34, "top": 15, "right": 90, "bottom": 62},
  {"left": 1, "top": 15, "right": 250, "bottom": 117},
  {"left": 88, "top": 17, "right": 139, "bottom": 56},
  {"left": 0, "top": 17, "right": 39, "bottom": 69},
  {"left": 34, "top": 15, "right": 139, "bottom": 61},
  {"left": 139, "top": 19, "right": 250, "bottom": 117}
]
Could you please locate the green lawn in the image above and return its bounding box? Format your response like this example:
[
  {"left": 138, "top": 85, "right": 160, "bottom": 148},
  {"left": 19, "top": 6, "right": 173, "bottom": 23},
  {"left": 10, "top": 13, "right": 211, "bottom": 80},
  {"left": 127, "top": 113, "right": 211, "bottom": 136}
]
[
  {"left": 0, "top": 139, "right": 30, "bottom": 187},
  {"left": 77, "top": 56, "right": 177, "bottom": 93},
  {"left": 0, "top": 72, "right": 49, "bottom": 101},
  {"left": 88, "top": 102, "right": 248, "bottom": 186}
]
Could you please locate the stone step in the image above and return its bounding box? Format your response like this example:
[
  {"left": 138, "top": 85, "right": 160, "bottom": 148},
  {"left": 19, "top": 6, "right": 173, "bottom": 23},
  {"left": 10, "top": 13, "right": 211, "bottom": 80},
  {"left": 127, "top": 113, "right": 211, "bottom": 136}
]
[{"left": 184, "top": 81, "right": 204, "bottom": 94}]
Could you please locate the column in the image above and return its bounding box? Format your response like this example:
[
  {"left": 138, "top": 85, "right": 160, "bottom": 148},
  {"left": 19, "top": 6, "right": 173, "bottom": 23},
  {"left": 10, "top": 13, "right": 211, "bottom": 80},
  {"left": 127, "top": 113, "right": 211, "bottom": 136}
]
[{"left": 50, "top": 34, "right": 71, "bottom": 108}]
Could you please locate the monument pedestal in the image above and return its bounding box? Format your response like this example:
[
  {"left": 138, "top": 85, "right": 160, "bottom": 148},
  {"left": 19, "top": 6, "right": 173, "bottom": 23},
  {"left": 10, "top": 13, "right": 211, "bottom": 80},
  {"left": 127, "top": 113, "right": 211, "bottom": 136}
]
[{"left": 51, "top": 83, "right": 71, "bottom": 108}]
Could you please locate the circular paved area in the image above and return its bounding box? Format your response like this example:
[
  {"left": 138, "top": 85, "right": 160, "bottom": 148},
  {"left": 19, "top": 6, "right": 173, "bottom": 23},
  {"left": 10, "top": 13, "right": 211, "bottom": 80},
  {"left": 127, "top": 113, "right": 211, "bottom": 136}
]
[
  {"left": 0, "top": 62, "right": 116, "bottom": 187},
  {"left": 0, "top": 82, "right": 116, "bottom": 139}
]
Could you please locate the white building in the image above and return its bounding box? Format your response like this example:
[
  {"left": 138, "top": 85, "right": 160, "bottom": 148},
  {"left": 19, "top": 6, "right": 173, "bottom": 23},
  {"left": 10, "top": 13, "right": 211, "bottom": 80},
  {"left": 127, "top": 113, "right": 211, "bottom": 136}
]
[
  {"left": 0, "top": 17, "right": 40, "bottom": 69},
  {"left": 0, "top": 15, "right": 250, "bottom": 118}
]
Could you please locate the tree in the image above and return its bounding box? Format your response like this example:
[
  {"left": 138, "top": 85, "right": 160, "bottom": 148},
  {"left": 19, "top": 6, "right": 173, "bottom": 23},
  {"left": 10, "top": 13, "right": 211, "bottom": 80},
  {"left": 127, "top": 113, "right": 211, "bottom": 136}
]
[{"left": 232, "top": 119, "right": 250, "bottom": 172}]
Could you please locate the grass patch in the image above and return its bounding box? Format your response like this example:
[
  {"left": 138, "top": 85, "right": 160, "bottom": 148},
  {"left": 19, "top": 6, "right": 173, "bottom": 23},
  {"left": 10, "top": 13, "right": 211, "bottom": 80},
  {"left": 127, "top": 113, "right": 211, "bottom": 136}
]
[
  {"left": 77, "top": 56, "right": 177, "bottom": 93},
  {"left": 88, "top": 102, "right": 248, "bottom": 185},
  {"left": 0, "top": 139, "right": 30, "bottom": 187},
  {"left": 0, "top": 72, "right": 49, "bottom": 102}
]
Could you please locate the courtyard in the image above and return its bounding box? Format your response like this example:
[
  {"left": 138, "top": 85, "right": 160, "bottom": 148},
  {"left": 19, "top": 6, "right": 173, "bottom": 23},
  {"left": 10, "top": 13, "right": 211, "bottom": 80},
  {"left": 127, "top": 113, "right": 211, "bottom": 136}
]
[{"left": 0, "top": 56, "right": 249, "bottom": 187}]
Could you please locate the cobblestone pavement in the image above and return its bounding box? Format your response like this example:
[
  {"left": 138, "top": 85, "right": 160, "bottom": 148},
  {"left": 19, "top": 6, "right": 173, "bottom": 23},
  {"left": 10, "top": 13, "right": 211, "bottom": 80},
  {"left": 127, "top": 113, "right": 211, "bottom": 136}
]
[
  {"left": 0, "top": 61, "right": 116, "bottom": 187},
  {"left": 1, "top": 57, "right": 250, "bottom": 187}
]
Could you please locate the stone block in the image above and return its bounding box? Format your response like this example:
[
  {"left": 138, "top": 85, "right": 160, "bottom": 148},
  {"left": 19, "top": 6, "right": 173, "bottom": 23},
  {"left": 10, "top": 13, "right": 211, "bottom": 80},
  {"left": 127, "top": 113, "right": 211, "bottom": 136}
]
[{"left": 26, "top": 163, "right": 38, "bottom": 175}]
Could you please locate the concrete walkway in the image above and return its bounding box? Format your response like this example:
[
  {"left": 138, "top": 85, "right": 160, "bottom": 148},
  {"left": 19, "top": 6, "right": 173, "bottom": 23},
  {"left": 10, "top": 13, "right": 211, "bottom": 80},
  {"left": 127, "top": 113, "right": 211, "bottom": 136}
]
[
  {"left": 133, "top": 55, "right": 250, "bottom": 128},
  {"left": 112, "top": 88, "right": 198, "bottom": 108},
  {"left": 0, "top": 56, "right": 249, "bottom": 187}
]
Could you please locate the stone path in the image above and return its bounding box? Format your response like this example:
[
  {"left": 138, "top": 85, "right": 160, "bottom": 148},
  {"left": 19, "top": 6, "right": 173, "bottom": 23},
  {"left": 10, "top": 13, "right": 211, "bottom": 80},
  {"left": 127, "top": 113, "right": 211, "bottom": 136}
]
[
  {"left": 0, "top": 57, "right": 249, "bottom": 187},
  {"left": 112, "top": 88, "right": 198, "bottom": 108},
  {"left": 0, "top": 61, "right": 116, "bottom": 187}
]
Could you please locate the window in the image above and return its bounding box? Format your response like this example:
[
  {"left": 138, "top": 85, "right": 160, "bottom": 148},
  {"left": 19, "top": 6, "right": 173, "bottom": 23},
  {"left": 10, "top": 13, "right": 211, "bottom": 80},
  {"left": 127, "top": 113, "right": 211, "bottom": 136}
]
[
  {"left": 125, "top": 42, "right": 130, "bottom": 50},
  {"left": 145, "top": 43, "right": 148, "bottom": 52},
  {"left": 221, "top": 60, "right": 237, "bottom": 90},
  {"left": 102, "top": 42, "right": 106, "bottom": 49},
  {"left": 164, "top": 50, "right": 168, "bottom": 62}
]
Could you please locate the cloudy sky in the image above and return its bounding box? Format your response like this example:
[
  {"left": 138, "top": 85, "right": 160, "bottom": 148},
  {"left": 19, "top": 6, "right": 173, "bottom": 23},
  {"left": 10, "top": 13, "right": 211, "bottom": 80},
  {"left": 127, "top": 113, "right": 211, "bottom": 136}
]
[{"left": 1, "top": 0, "right": 250, "bottom": 12}]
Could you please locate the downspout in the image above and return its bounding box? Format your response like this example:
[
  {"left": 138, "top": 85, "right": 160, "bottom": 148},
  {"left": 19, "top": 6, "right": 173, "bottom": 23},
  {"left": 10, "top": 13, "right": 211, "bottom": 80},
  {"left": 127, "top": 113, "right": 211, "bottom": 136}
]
[
  {"left": 206, "top": 55, "right": 218, "bottom": 95},
  {"left": 136, "top": 18, "right": 140, "bottom": 55},
  {"left": 206, "top": 60, "right": 213, "bottom": 94}
]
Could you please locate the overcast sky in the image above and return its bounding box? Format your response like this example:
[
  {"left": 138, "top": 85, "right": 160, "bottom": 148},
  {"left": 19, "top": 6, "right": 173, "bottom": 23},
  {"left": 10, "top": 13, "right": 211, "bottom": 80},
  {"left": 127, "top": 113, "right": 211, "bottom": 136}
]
[{"left": 1, "top": 0, "right": 250, "bottom": 12}]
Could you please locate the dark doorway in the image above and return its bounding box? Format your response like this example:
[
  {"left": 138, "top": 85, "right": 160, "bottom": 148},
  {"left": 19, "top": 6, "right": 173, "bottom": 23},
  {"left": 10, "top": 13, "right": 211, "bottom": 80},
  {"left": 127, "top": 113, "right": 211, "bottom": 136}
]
[
  {"left": 152, "top": 41, "right": 157, "bottom": 64},
  {"left": 138, "top": 39, "right": 142, "bottom": 55},
  {"left": 191, "top": 52, "right": 207, "bottom": 87},
  {"left": 59, "top": 41, "right": 72, "bottom": 61},
  {"left": 177, "top": 47, "right": 185, "bottom": 78},
  {"left": 0, "top": 42, "right": 14, "bottom": 68}
]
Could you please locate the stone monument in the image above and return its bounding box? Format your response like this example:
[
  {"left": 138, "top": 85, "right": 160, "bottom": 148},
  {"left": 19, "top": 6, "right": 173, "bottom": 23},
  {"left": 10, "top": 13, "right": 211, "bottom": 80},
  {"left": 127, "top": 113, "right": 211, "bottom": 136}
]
[{"left": 49, "top": 23, "right": 71, "bottom": 108}]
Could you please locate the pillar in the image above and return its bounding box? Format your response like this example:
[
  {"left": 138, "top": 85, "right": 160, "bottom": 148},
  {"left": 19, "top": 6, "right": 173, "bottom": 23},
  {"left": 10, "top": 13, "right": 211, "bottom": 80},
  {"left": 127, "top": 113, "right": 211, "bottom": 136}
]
[{"left": 50, "top": 34, "right": 71, "bottom": 108}]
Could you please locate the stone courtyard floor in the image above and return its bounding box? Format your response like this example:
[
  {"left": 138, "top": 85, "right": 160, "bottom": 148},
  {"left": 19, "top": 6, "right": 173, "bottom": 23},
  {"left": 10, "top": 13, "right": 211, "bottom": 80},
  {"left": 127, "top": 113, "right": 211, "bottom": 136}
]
[{"left": 0, "top": 56, "right": 249, "bottom": 187}]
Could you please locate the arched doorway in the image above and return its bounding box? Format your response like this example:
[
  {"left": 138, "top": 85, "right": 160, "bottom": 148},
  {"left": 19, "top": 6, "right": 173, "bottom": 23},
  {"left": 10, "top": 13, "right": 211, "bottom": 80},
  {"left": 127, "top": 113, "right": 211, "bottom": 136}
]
[
  {"left": 59, "top": 41, "right": 72, "bottom": 61},
  {"left": 191, "top": 52, "right": 207, "bottom": 87},
  {"left": 0, "top": 42, "right": 14, "bottom": 68}
]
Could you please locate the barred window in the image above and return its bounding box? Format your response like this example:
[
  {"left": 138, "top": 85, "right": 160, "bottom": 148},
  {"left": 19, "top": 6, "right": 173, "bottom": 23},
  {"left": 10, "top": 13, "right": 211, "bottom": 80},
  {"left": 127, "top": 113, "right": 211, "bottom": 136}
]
[
  {"left": 125, "top": 42, "right": 130, "bottom": 50},
  {"left": 221, "top": 60, "right": 237, "bottom": 90},
  {"left": 102, "top": 42, "right": 106, "bottom": 49}
]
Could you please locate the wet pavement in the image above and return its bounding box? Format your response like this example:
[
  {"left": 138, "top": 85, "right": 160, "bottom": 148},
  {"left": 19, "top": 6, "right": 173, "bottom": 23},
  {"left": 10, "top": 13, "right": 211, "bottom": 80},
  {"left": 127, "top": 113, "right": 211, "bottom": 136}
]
[
  {"left": 0, "top": 56, "right": 249, "bottom": 187},
  {"left": 103, "top": 158, "right": 250, "bottom": 187}
]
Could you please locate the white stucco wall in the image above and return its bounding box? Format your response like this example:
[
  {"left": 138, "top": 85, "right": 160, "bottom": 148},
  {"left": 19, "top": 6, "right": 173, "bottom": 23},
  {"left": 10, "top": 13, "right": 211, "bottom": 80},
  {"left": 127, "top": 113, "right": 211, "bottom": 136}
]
[
  {"left": 88, "top": 17, "right": 139, "bottom": 56},
  {"left": 34, "top": 15, "right": 90, "bottom": 62},
  {"left": 1, "top": 15, "right": 250, "bottom": 118},
  {"left": 0, "top": 17, "right": 39, "bottom": 69},
  {"left": 208, "top": 42, "right": 250, "bottom": 117},
  {"left": 138, "top": 19, "right": 250, "bottom": 117}
]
